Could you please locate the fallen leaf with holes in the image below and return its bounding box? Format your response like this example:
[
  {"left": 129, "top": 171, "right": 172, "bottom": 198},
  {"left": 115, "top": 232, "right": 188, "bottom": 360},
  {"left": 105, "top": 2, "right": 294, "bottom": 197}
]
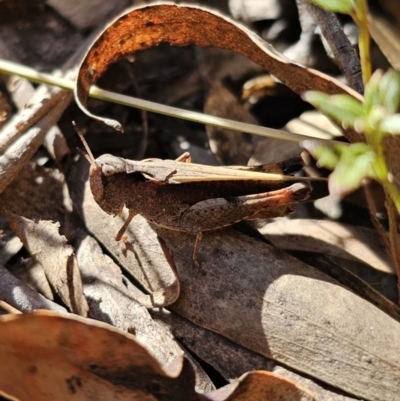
[
  {"left": 5, "top": 214, "right": 88, "bottom": 316},
  {"left": 0, "top": 311, "right": 316, "bottom": 401}
]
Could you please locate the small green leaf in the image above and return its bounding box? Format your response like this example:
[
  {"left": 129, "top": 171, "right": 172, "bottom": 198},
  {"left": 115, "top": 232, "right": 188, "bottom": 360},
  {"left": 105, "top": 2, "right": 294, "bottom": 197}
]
[
  {"left": 301, "top": 140, "right": 340, "bottom": 169},
  {"left": 303, "top": 91, "right": 363, "bottom": 127},
  {"left": 380, "top": 114, "right": 400, "bottom": 135},
  {"left": 378, "top": 69, "right": 400, "bottom": 113},
  {"left": 328, "top": 147, "right": 375, "bottom": 197},
  {"left": 366, "top": 105, "right": 387, "bottom": 129},
  {"left": 363, "top": 70, "right": 383, "bottom": 114},
  {"left": 307, "top": 0, "right": 354, "bottom": 14}
]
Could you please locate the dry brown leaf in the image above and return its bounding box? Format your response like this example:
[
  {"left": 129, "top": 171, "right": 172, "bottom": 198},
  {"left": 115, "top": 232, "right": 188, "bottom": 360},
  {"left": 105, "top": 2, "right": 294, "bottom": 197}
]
[
  {"left": 155, "top": 226, "right": 400, "bottom": 401},
  {"left": 0, "top": 310, "right": 198, "bottom": 401},
  {"left": 284, "top": 110, "right": 343, "bottom": 140},
  {"left": 6, "top": 214, "right": 88, "bottom": 316},
  {"left": 209, "top": 371, "right": 315, "bottom": 401},
  {"left": 74, "top": 3, "right": 363, "bottom": 143},
  {"left": 204, "top": 81, "right": 260, "bottom": 165},
  {"left": 369, "top": 11, "right": 400, "bottom": 71},
  {"left": 74, "top": 230, "right": 189, "bottom": 375},
  {"left": 375, "top": 0, "right": 400, "bottom": 34},
  {"left": 156, "top": 310, "right": 358, "bottom": 400},
  {"left": 260, "top": 219, "right": 395, "bottom": 274},
  {"left": 0, "top": 311, "right": 315, "bottom": 401}
]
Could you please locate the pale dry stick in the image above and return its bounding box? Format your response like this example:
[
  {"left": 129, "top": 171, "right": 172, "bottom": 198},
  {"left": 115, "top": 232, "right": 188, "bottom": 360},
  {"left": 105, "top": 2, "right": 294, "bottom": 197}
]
[
  {"left": 0, "top": 300, "right": 22, "bottom": 314},
  {"left": 0, "top": 58, "right": 345, "bottom": 146},
  {"left": 2, "top": 70, "right": 70, "bottom": 162},
  {"left": 0, "top": 93, "right": 71, "bottom": 194}
]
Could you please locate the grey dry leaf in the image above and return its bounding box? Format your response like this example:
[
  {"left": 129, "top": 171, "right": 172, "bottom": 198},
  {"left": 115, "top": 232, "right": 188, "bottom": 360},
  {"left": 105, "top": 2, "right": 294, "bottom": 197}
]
[
  {"left": 260, "top": 219, "right": 395, "bottom": 274},
  {"left": 0, "top": 264, "right": 66, "bottom": 313},
  {"left": 74, "top": 230, "right": 188, "bottom": 371},
  {"left": 155, "top": 310, "right": 359, "bottom": 400},
  {"left": 155, "top": 225, "right": 400, "bottom": 401},
  {"left": 6, "top": 214, "right": 88, "bottom": 316}
]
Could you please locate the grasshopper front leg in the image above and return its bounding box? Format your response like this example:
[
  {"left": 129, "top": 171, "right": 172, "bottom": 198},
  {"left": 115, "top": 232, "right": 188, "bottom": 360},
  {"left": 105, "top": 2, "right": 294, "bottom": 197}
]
[
  {"left": 174, "top": 182, "right": 310, "bottom": 267},
  {"left": 115, "top": 210, "right": 137, "bottom": 241}
]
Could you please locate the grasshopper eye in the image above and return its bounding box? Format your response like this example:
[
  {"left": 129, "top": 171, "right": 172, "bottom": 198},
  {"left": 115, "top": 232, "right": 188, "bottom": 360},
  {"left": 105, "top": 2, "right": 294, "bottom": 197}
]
[{"left": 102, "top": 164, "right": 117, "bottom": 176}]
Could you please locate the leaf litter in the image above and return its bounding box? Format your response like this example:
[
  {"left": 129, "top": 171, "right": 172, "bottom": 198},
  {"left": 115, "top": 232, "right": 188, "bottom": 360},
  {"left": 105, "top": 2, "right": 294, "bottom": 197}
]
[{"left": 0, "top": 1, "right": 400, "bottom": 400}]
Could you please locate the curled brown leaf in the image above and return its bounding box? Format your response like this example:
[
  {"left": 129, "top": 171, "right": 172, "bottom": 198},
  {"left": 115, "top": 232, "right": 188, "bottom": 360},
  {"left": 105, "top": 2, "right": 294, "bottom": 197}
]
[{"left": 75, "top": 3, "right": 363, "bottom": 142}]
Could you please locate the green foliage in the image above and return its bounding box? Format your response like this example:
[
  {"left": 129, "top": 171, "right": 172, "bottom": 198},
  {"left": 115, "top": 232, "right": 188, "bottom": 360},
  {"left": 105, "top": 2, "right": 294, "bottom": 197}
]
[
  {"left": 303, "top": 69, "right": 400, "bottom": 209},
  {"left": 304, "top": 141, "right": 375, "bottom": 196},
  {"left": 307, "top": 0, "right": 354, "bottom": 14},
  {"left": 303, "top": 92, "right": 363, "bottom": 127}
]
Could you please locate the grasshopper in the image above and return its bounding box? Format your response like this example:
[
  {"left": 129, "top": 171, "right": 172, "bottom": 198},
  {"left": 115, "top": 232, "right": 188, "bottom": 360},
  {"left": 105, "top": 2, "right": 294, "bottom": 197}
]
[{"left": 75, "top": 124, "right": 327, "bottom": 267}]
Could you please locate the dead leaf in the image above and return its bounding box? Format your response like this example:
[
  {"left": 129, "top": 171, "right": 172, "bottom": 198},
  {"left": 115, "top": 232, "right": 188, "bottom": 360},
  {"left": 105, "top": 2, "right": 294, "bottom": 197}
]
[
  {"left": 369, "top": 11, "right": 400, "bottom": 71},
  {"left": 74, "top": 230, "right": 188, "bottom": 372},
  {"left": 154, "top": 225, "right": 400, "bottom": 401},
  {"left": 204, "top": 81, "right": 259, "bottom": 165},
  {"left": 6, "top": 214, "right": 88, "bottom": 316},
  {"left": 284, "top": 110, "right": 343, "bottom": 140},
  {"left": 0, "top": 264, "right": 66, "bottom": 313},
  {"left": 208, "top": 371, "right": 315, "bottom": 401},
  {"left": 260, "top": 219, "right": 395, "bottom": 274},
  {"left": 156, "top": 310, "right": 358, "bottom": 400},
  {"left": 74, "top": 3, "right": 363, "bottom": 143},
  {"left": 0, "top": 310, "right": 199, "bottom": 401},
  {"left": 0, "top": 311, "right": 316, "bottom": 401},
  {"left": 11, "top": 257, "right": 54, "bottom": 300},
  {"left": 0, "top": 215, "right": 23, "bottom": 265}
]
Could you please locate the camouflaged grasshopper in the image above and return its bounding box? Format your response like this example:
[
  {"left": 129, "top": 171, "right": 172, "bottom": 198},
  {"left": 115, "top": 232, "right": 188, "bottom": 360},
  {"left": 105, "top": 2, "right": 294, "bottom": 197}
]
[{"left": 75, "top": 123, "right": 326, "bottom": 267}]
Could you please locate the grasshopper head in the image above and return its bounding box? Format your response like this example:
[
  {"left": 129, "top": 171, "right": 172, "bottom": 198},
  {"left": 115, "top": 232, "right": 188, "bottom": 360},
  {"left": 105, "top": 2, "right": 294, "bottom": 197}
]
[
  {"left": 73, "top": 122, "right": 126, "bottom": 216},
  {"left": 89, "top": 158, "right": 126, "bottom": 216}
]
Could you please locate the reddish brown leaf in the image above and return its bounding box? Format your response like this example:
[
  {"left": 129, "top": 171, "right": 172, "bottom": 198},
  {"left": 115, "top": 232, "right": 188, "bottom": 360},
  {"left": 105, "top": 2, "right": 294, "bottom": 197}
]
[
  {"left": 75, "top": 3, "right": 363, "bottom": 143},
  {"left": 0, "top": 311, "right": 316, "bottom": 401}
]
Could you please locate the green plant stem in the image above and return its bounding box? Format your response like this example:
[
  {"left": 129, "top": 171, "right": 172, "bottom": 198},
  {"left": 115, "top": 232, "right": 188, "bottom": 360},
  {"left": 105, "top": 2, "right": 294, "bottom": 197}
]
[
  {"left": 354, "top": 0, "right": 371, "bottom": 85},
  {"left": 370, "top": 132, "right": 400, "bottom": 302},
  {"left": 384, "top": 187, "right": 400, "bottom": 304},
  {"left": 369, "top": 131, "right": 400, "bottom": 213}
]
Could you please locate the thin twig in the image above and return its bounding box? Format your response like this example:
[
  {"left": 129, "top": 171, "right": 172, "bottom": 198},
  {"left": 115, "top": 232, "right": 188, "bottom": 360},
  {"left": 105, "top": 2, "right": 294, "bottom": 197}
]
[
  {"left": 306, "top": 1, "right": 364, "bottom": 94},
  {"left": 0, "top": 58, "right": 344, "bottom": 145}
]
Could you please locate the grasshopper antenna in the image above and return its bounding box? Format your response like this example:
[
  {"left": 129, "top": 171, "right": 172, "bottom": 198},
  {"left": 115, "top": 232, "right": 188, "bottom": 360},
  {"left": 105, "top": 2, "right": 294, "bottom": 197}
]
[{"left": 72, "top": 121, "right": 96, "bottom": 166}]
